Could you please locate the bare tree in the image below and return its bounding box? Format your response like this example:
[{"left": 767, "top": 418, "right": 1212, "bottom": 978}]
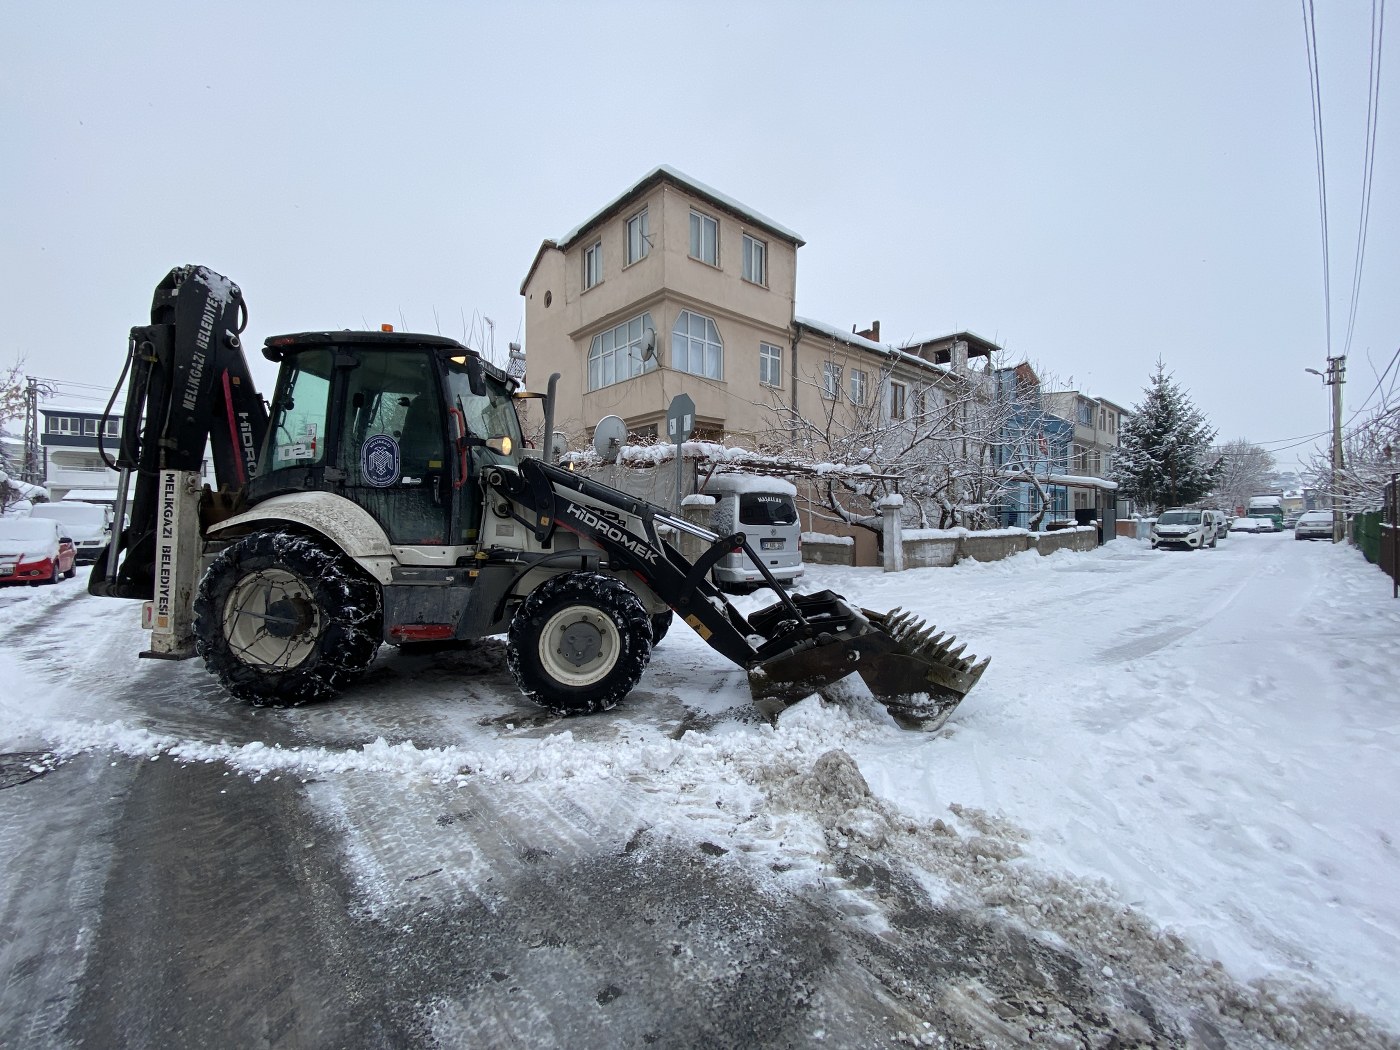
[
  {"left": 750, "top": 336, "right": 1065, "bottom": 547},
  {"left": 1304, "top": 348, "right": 1400, "bottom": 513},
  {"left": 1210, "top": 439, "right": 1277, "bottom": 515}
]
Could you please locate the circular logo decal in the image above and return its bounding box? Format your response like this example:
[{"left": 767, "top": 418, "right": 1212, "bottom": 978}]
[{"left": 362, "top": 435, "right": 401, "bottom": 488}]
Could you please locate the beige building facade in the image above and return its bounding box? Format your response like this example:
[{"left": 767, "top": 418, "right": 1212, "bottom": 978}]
[
  {"left": 520, "top": 166, "right": 801, "bottom": 447},
  {"left": 519, "top": 166, "right": 996, "bottom": 456},
  {"left": 1044, "top": 390, "right": 1132, "bottom": 516}
]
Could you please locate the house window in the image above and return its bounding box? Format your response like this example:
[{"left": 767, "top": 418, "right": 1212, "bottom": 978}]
[
  {"left": 1077, "top": 400, "right": 1093, "bottom": 426},
  {"left": 822, "top": 362, "right": 842, "bottom": 400},
  {"left": 689, "top": 210, "right": 718, "bottom": 265},
  {"left": 913, "top": 388, "right": 927, "bottom": 418},
  {"left": 47, "top": 416, "right": 79, "bottom": 435},
  {"left": 626, "top": 209, "right": 649, "bottom": 265},
  {"left": 759, "top": 343, "right": 782, "bottom": 388},
  {"left": 588, "top": 311, "right": 657, "bottom": 391},
  {"left": 583, "top": 239, "right": 602, "bottom": 290},
  {"left": 671, "top": 310, "right": 723, "bottom": 379},
  {"left": 104, "top": 419, "right": 120, "bottom": 437},
  {"left": 849, "top": 368, "right": 867, "bottom": 406},
  {"left": 83, "top": 419, "right": 98, "bottom": 436},
  {"left": 742, "top": 234, "right": 767, "bottom": 285},
  {"left": 889, "top": 381, "right": 907, "bottom": 420},
  {"left": 1099, "top": 408, "right": 1106, "bottom": 430}
]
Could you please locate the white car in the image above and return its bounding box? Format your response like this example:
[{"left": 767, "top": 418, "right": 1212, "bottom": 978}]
[
  {"left": 1151, "top": 509, "right": 1216, "bottom": 550},
  {"left": 1229, "top": 516, "right": 1275, "bottom": 534}
]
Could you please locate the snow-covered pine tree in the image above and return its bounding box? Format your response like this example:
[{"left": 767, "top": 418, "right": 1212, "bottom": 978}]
[{"left": 1113, "top": 361, "right": 1221, "bottom": 513}]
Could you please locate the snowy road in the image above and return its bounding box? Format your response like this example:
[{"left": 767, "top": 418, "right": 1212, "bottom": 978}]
[{"left": 1, "top": 533, "right": 1398, "bottom": 1048}]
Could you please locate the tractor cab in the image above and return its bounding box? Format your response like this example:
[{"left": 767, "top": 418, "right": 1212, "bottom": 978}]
[{"left": 255, "top": 331, "right": 522, "bottom": 548}]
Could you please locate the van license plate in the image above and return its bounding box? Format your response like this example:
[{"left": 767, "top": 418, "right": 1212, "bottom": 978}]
[{"left": 760, "top": 539, "right": 784, "bottom": 550}]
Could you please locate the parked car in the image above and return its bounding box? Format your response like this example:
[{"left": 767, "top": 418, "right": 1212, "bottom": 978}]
[
  {"left": 1204, "top": 509, "right": 1226, "bottom": 543},
  {"left": 1229, "top": 516, "right": 1276, "bottom": 534},
  {"left": 0, "top": 518, "right": 77, "bottom": 585},
  {"left": 702, "top": 474, "right": 805, "bottom": 590},
  {"left": 28, "top": 501, "right": 111, "bottom": 564},
  {"left": 1151, "top": 509, "right": 1217, "bottom": 550},
  {"left": 1294, "top": 510, "right": 1334, "bottom": 540}
]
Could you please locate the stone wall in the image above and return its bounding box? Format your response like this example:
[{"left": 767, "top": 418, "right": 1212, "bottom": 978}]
[{"left": 801, "top": 533, "right": 856, "bottom": 566}]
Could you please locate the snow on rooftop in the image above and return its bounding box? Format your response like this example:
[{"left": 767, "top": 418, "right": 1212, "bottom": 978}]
[{"left": 559, "top": 165, "right": 804, "bottom": 248}]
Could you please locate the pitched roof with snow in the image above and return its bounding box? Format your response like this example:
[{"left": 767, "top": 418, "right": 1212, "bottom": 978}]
[{"left": 521, "top": 165, "right": 805, "bottom": 294}]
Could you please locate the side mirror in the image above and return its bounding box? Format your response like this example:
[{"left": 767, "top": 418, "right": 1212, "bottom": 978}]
[{"left": 466, "top": 356, "right": 487, "bottom": 397}]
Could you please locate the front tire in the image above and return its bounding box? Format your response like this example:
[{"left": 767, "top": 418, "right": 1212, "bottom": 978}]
[
  {"left": 193, "top": 531, "right": 382, "bottom": 706},
  {"left": 507, "top": 572, "right": 652, "bottom": 716},
  {"left": 651, "top": 609, "right": 674, "bottom": 646}
]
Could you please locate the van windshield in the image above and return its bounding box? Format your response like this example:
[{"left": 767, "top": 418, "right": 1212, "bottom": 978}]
[
  {"left": 1158, "top": 511, "right": 1201, "bottom": 525},
  {"left": 739, "top": 493, "right": 797, "bottom": 526}
]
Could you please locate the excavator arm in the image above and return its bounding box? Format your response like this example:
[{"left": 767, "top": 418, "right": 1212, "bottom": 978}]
[
  {"left": 489, "top": 458, "right": 989, "bottom": 730},
  {"left": 90, "top": 265, "right": 269, "bottom": 601}
]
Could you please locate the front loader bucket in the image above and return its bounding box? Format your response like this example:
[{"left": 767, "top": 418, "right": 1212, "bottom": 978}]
[{"left": 746, "top": 593, "right": 989, "bottom": 731}]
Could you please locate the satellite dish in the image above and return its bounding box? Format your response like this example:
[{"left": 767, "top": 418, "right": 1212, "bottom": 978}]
[
  {"left": 549, "top": 432, "right": 568, "bottom": 461},
  {"left": 592, "top": 415, "right": 627, "bottom": 465},
  {"left": 640, "top": 327, "right": 657, "bottom": 361}
]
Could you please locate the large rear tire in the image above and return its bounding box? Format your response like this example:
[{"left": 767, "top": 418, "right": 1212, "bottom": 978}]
[
  {"left": 193, "top": 531, "right": 382, "bottom": 706},
  {"left": 507, "top": 572, "right": 652, "bottom": 716}
]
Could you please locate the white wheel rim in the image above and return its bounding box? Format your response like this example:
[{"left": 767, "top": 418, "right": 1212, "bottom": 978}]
[
  {"left": 222, "top": 567, "right": 320, "bottom": 670},
  {"left": 538, "top": 603, "right": 619, "bottom": 687}
]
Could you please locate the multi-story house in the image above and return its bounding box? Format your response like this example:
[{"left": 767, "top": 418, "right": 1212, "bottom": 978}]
[
  {"left": 519, "top": 167, "right": 1009, "bottom": 561},
  {"left": 520, "top": 165, "right": 802, "bottom": 446},
  {"left": 520, "top": 166, "right": 998, "bottom": 453},
  {"left": 40, "top": 406, "right": 123, "bottom": 501},
  {"left": 1043, "top": 390, "right": 1131, "bottom": 526},
  {"left": 991, "top": 363, "right": 1074, "bottom": 528}
]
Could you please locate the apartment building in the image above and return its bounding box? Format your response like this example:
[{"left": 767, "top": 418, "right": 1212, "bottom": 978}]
[
  {"left": 991, "top": 363, "right": 1074, "bottom": 528},
  {"left": 39, "top": 406, "right": 123, "bottom": 501},
  {"left": 520, "top": 166, "right": 802, "bottom": 446},
  {"left": 520, "top": 166, "right": 997, "bottom": 449},
  {"left": 1043, "top": 390, "right": 1132, "bottom": 523},
  {"left": 519, "top": 167, "right": 1016, "bottom": 562}
]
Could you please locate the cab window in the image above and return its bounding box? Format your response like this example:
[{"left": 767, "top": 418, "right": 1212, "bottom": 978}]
[{"left": 265, "top": 350, "right": 332, "bottom": 469}]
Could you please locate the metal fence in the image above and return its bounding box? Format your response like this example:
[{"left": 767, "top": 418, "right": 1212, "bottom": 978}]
[
  {"left": 1384, "top": 477, "right": 1399, "bottom": 598},
  {"left": 1356, "top": 476, "right": 1400, "bottom": 598}
]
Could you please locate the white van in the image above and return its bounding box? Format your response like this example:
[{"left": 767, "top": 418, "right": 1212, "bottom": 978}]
[
  {"left": 1150, "top": 508, "right": 1217, "bottom": 550},
  {"left": 29, "top": 501, "right": 112, "bottom": 564},
  {"left": 703, "top": 475, "right": 804, "bottom": 590}
]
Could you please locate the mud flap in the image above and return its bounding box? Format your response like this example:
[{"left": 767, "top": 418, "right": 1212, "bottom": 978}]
[{"left": 746, "top": 596, "right": 989, "bottom": 732}]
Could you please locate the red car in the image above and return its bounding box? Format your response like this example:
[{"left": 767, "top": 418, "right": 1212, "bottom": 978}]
[{"left": 0, "top": 517, "right": 78, "bottom": 586}]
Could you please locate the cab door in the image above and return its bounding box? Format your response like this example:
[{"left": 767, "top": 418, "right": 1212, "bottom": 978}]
[{"left": 335, "top": 350, "right": 453, "bottom": 546}]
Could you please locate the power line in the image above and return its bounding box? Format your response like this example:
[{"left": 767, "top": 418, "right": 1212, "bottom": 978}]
[
  {"left": 1340, "top": 343, "right": 1400, "bottom": 428},
  {"left": 1302, "top": 0, "right": 1333, "bottom": 357},
  {"left": 1342, "top": 0, "right": 1387, "bottom": 359}
]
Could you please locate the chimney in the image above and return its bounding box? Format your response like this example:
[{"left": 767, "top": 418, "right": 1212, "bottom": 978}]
[{"left": 854, "top": 320, "right": 880, "bottom": 342}]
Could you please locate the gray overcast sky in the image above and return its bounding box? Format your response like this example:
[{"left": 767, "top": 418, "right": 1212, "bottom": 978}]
[{"left": 5, "top": 2, "right": 1394, "bottom": 470}]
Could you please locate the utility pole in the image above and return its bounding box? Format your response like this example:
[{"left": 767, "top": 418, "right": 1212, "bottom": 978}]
[
  {"left": 22, "top": 375, "right": 42, "bottom": 485},
  {"left": 1326, "top": 355, "right": 1345, "bottom": 543},
  {"left": 1307, "top": 357, "right": 1347, "bottom": 543}
]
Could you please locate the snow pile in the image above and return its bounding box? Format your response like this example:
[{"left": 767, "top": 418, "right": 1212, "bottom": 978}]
[{"left": 4, "top": 541, "right": 1400, "bottom": 1042}]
